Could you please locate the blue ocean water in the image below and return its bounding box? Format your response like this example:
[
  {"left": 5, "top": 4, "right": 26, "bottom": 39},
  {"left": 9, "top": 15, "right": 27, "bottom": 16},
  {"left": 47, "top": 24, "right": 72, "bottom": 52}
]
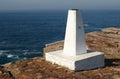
[{"left": 0, "top": 10, "right": 120, "bottom": 65}]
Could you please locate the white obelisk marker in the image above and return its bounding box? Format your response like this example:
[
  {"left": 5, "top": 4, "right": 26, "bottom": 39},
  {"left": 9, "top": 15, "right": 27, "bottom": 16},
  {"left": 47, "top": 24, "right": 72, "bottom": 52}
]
[
  {"left": 45, "top": 9, "right": 104, "bottom": 71},
  {"left": 63, "top": 9, "right": 86, "bottom": 56}
]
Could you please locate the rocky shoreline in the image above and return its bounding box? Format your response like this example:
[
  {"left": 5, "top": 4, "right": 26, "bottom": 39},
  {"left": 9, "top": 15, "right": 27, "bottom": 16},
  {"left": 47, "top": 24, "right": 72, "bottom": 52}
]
[{"left": 0, "top": 27, "right": 120, "bottom": 79}]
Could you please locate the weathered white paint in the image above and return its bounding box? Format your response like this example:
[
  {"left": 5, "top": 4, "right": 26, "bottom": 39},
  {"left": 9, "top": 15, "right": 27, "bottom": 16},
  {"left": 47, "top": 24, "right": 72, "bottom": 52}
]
[
  {"left": 45, "top": 9, "right": 104, "bottom": 71},
  {"left": 63, "top": 9, "right": 86, "bottom": 56},
  {"left": 46, "top": 50, "right": 104, "bottom": 71}
]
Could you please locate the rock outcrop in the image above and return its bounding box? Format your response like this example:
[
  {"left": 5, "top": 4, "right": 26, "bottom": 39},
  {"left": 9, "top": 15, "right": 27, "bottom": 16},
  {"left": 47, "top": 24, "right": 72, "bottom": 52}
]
[
  {"left": 0, "top": 27, "right": 120, "bottom": 79},
  {"left": 44, "top": 40, "right": 64, "bottom": 55},
  {"left": 44, "top": 27, "right": 120, "bottom": 55},
  {"left": 0, "top": 66, "right": 15, "bottom": 79},
  {"left": 1, "top": 56, "right": 120, "bottom": 79},
  {"left": 86, "top": 27, "right": 120, "bottom": 54}
]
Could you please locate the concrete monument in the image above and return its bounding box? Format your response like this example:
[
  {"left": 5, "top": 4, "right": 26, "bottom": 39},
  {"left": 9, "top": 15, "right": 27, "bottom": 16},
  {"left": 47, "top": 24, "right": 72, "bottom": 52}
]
[{"left": 45, "top": 9, "right": 104, "bottom": 71}]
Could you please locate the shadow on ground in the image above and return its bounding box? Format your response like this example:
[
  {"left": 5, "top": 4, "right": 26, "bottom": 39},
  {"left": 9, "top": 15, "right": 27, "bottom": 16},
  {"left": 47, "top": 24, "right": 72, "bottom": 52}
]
[{"left": 105, "top": 58, "right": 120, "bottom": 67}]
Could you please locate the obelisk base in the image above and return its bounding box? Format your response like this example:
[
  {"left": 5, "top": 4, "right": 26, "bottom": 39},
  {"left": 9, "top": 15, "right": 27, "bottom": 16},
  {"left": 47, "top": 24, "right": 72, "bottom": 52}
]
[{"left": 45, "top": 50, "right": 104, "bottom": 71}]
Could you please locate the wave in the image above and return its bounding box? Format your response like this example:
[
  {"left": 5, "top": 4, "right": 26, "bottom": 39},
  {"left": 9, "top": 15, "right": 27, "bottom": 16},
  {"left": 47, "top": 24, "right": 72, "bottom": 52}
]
[
  {"left": 0, "top": 41, "right": 6, "bottom": 44},
  {"left": 84, "top": 24, "right": 89, "bottom": 27},
  {"left": 7, "top": 54, "right": 14, "bottom": 58},
  {"left": 0, "top": 52, "right": 3, "bottom": 56},
  {"left": 23, "top": 57, "right": 27, "bottom": 59},
  {"left": 23, "top": 51, "right": 41, "bottom": 55},
  {"left": 0, "top": 49, "right": 42, "bottom": 65},
  {"left": 0, "top": 50, "right": 9, "bottom": 53},
  {"left": 0, "top": 50, "right": 10, "bottom": 56}
]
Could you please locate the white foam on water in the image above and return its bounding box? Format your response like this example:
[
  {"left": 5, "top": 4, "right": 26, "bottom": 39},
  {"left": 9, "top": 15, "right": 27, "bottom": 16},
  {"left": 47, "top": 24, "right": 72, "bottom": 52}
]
[
  {"left": 23, "top": 57, "right": 27, "bottom": 59},
  {"left": 0, "top": 52, "right": 3, "bottom": 56},
  {"left": 22, "top": 50, "right": 29, "bottom": 52},
  {"left": 84, "top": 24, "right": 89, "bottom": 27},
  {"left": 0, "top": 50, "right": 9, "bottom": 53},
  {"left": 94, "top": 28, "right": 102, "bottom": 30},
  {"left": 0, "top": 50, "right": 10, "bottom": 56},
  {"left": 23, "top": 51, "right": 41, "bottom": 55},
  {"left": 23, "top": 52, "right": 28, "bottom": 55},
  {"left": 7, "top": 54, "right": 14, "bottom": 58},
  {"left": 14, "top": 55, "right": 19, "bottom": 59},
  {"left": 6, "top": 53, "right": 20, "bottom": 59}
]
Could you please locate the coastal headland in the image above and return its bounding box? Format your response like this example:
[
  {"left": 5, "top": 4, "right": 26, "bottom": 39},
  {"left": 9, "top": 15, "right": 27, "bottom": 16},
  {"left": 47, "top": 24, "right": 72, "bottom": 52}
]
[{"left": 0, "top": 27, "right": 120, "bottom": 79}]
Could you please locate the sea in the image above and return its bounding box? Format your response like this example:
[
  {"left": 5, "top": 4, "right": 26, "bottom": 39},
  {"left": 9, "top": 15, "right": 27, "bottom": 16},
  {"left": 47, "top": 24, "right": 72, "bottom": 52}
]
[{"left": 0, "top": 10, "right": 120, "bottom": 65}]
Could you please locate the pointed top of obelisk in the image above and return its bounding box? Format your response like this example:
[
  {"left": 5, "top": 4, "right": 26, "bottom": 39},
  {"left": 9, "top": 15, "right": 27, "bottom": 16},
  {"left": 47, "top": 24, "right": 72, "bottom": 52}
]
[{"left": 71, "top": 9, "right": 79, "bottom": 11}]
